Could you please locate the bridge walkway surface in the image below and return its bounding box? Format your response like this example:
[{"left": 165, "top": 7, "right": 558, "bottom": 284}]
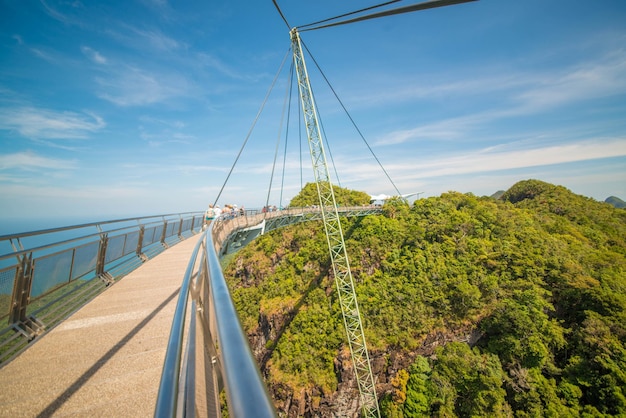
[{"left": 0, "top": 234, "right": 202, "bottom": 417}]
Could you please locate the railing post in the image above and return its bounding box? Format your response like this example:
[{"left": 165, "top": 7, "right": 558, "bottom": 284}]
[
  {"left": 96, "top": 233, "right": 113, "bottom": 283},
  {"left": 9, "top": 253, "right": 33, "bottom": 326},
  {"left": 136, "top": 226, "right": 148, "bottom": 262},
  {"left": 177, "top": 217, "right": 184, "bottom": 238},
  {"left": 160, "top": 221, "right": 168, "bottom": 246}
]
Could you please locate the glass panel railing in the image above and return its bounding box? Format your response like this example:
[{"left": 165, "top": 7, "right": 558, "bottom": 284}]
[
  {"left": 71, "top": 241, "right": 99, "bottom": 280},
  {"left": 0, "top": 212, "right": 204, "bottom": 364}
]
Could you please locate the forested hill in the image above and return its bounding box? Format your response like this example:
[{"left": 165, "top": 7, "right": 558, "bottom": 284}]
[
  {"left": 606, "top": 196, "right": 626, "bottom": 208},
  {"left": 224, "top": 179, "right": 626, "bottom": 417}
]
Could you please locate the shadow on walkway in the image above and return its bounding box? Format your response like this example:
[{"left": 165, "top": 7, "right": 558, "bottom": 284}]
[{"left": 36, "top": 288, "right": 180, "bottom": 417}]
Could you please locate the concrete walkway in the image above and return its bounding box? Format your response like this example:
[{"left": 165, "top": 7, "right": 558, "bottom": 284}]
[{"left": 0, "top": 234, "right": 202, "bottom": 417}]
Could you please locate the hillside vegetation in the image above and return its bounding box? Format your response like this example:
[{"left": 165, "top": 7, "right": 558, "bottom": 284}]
[
  {"left": 288, "top": 181, "right": 372, "bottom": 207},
  {"left": 224, "top": 179, "right": 626, "bottom": 417}
]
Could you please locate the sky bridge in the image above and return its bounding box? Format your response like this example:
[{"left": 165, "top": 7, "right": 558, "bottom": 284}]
[{"left": 0, "top": 207, "right": 382, "bottom": 417}]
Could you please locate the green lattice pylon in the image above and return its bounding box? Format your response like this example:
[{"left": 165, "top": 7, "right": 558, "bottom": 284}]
[{"left": 290, "top": 28, "right": 379, "bottom": 418}]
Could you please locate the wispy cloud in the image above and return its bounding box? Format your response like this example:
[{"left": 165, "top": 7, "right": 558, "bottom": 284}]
[
  {"left": 81, "top": 46, "right": 107, "bottom": 64},
  {"left": 96, "top": 66, "right": 192, "bottom": 106},
  {"left": 137, "top": 0, "right": 175, "bottom": 22},
  {"left": 0, "top": 107, "right": 105, "bottom": 139},
  {"left": 139, "top": 131, "right": 196, "bottom": 146},
  {"left": 196, "top": 52, "right": 250, "bottom": 81},
  {"left": 342, "top": 138, "right": 626, "bottom": 183},
  {"left": 0, "top": 151, "right": 78, "bottom": 171},
  {"left": 372, "top": 48, "right": 626, "bottom": 146},
  {"left": 131, "top": 27, "right": 180, "bottom": 51},
  {"left": 374, "top": 115, "right": 476, "bottom": 145},
  {"left": 39, "top": 0, "right": 87, "bottom": 28},
  {"left": 409, "top": 138, "right": 626, "bottom": 178},
  {"left": 514, "top": 50, "right": 626, "bottom": 111},
  {"left": 104, "top": 22, "right": 182, "bottom": 54},
  {"left": 139, "top": 115, "right": 185, "bottom": 129},
  {"left": 29, "top": 47, "right": 59, "bottom": 63},
  {"left": 0, "top": 182, "right": 147, "bottom": 201}
]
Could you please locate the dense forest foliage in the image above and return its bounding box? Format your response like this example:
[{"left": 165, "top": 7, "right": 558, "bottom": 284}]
[
  {"left": 224, "top": 180, "right": 626, "bottom": 417},
  {"left": 288, "top": 182, "right": 371, "bottom": 207}
]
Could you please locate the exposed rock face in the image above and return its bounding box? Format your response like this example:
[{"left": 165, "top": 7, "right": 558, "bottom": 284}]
[{"left": 248, "top": 302, "right": 482, "bottom": 417}]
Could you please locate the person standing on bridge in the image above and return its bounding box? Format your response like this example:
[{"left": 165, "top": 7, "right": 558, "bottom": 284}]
[{"left": 204, "top": 205, "right": 216, "bottom": 229}]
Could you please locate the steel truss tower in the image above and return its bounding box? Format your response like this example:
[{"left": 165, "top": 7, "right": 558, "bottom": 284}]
[{"left": 290, "top": 28, "right": 379, "bottom": 418}]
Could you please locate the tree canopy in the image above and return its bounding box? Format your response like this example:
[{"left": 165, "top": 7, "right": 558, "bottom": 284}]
[
  {"left": 288, "top": 182, "right": 371, "bottom": 207},
  {"left": 225, "top": 180, "right": 626, "bottom": 417}
]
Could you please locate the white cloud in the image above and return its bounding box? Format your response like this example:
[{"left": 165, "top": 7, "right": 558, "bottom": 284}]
[
  {"left": 81, "top": 46, "right": 107, "bottom": 64},
  {"left": 196, "top": 52, "right": 249, "bottom": 80},
  {"left": 39, "top": 0, "right": 87, "bottom": 28},
  {"left": 0, "top": 107, "right": 105, "bottom": 139},
  {"left": 0, "top": 182, "right": 146, "bottom": 202},
  {"left": 0, "top": 151, "right": 77, "bottom": 171},
  {"left": 375, "top": 115, "right": 474, "bottom": 145},
  {"left": 40, "top": 0, "right": 73, "bottom": 25},
  {"left": 357, "top": 45, "right": 626, "bottom": 148},
  {"left": 30, "top": 47, "right": 57, "bottom": 63},
  {"left": 514, "top": 50, "right": 626, "bottom": 111},
  {"left": 342, "top": 138, "right": 626, "bottom": 184},
  {"left": 409, "top": 138, "right": 626, "bottom": 178},
  {"left": 131, "top": 27, "right": 180, "bottom": 51},
  {"left": 96, "top": 66, "right": 192, "bottom": 106},
  {"left": 373, "top": 49, "right": 626, "bottom": 147}
]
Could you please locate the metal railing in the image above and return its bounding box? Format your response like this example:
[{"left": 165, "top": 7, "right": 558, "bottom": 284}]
[
  {"left": 155, "top": 206, "right": 383, "bottom": 417},
  {"left": 155, "top": 224, "right": 276, "bottom": 418},
  {"left": 0, "top": 212, "right": 205, "bottom": 363},
  {"left": 214, "top": 205, "right": 382, "bottom": 256}
]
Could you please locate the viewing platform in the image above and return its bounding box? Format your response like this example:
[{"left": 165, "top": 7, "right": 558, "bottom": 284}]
[
  {"left": 0, "top": 234, "right": 202, "bottom": 417},
  {"left": 0, "top": 207, "right": 382, "bottom": 417}
]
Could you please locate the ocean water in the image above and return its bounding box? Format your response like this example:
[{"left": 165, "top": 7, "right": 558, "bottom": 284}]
[
  {"left": 0, "top": 213, "right": 201, "bottom": 258},
  {"left": 0, "top": 217, "right": 104, "bottom": 266},
  {"left": 0, "top": 216, "right": 105, "bottom": 237}
]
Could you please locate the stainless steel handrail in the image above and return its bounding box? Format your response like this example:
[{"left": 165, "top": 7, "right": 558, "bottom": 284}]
[
  {"left": 205, "top": 225, "right": 275, "bottom": 418},
  {"left": 155, "top": 225, "right": 276, "bottom": 418},
  {"left": 155, "top": 207, "right": 384, "bottom": 417},
  {"left": 155, "top": 233, "right": 202, "bottom": 417}
]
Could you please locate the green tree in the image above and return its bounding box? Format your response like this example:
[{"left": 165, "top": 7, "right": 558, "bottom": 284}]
[
  {"left": 289, "top": 182, "right": 371, "bottom": 207},
  {"left": 224, "top": 180, "right": 626, "bottom": 417},
  {"left": 430, "top": 343, "right": 510, "bottom": 417},
  {"left": 403, "top": 356, "right": 432, "bottom": 417}
]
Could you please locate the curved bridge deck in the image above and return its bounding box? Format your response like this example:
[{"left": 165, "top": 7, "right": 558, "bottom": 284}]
[
  {"left": 0, "top": 207, "right": 382, "bottom": 417},
  {"left": 0, "top": 234, "right": 201, "bottom": 417}
]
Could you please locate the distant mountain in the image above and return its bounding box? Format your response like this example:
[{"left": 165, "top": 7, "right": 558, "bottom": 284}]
[
  {"left": 606, "top": 195, "right": 626, "bottom": 208},
  {"left": 490, "top": 190, "right": 505, "bottom": 199}
]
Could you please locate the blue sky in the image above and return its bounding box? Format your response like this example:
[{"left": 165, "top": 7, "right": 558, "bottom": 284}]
[{"left": 1, "top": 0, "right": 625, "bottom": 227}]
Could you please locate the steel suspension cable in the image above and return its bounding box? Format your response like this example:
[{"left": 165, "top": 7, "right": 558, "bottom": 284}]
[
  {"left": 312, "top": 91, "right": 343, "bottom": 188},
  {"left": 265, "top": 58, "right": 293, "bottom": 214},
  {"left": 212, "top": 49, "right": 290, "bottom": 208},
  {"left": 279, "top": 62, "right": 295, "bottom": 209},
  {"left": 271, "top": 0, "right": 291, "bottom": 30},
  {"left": 299, "top": 90, "right": 303, "bottom": 192},
  {"left": 301, "top": 0, "right": 477, "bottom": 32},
  {"left": 301, "top": 40, "right": 403, "bottom": 197},
  {"left": 297, "top": 0, "right": 401, "bottom": 30}
]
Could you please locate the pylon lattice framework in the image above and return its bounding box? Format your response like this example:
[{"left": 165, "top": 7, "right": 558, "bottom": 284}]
[{"left": 290, "top": 28, "right": 379, "bottom": 418}]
